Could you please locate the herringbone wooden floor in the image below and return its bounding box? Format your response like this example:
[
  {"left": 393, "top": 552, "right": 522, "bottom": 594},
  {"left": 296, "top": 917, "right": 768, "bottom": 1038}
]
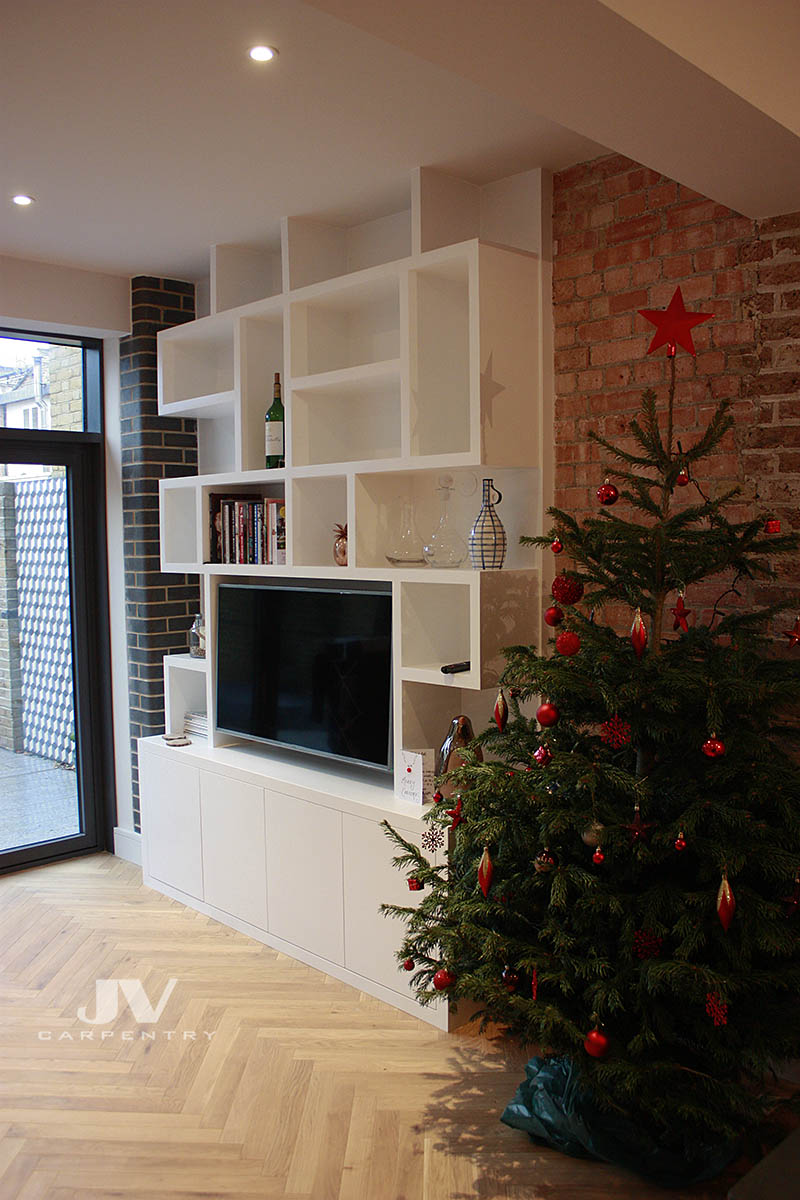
[{"left": 0, "top": 853, "right": 755, "bottom": 1198}]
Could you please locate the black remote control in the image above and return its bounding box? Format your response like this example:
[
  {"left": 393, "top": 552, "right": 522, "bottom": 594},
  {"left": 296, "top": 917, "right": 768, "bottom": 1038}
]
[{"left": 441, "top": 661, "right": 470, "bottom": 674}]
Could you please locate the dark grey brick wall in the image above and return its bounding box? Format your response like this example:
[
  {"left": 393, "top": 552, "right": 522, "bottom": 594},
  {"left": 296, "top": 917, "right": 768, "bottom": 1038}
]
[{"left": 121, "top": 277, "right": 199, "bottom": 829}]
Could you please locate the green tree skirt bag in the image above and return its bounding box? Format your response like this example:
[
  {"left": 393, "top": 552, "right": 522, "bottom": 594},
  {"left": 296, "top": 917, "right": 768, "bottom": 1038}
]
[{"left": 501, "top": 1056, "right": 738, "bottom": 1188}]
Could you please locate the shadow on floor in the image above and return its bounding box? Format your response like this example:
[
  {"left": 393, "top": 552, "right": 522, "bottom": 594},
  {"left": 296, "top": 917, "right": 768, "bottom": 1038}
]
[{"left": 414, "top": 1022, "right": 792, "bottom": 1199}]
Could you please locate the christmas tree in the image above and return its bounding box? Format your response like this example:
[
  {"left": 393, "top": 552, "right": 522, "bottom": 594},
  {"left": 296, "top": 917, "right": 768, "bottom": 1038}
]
[{"left": 383, "top": 287, "right": 800, "bottom": 1184}]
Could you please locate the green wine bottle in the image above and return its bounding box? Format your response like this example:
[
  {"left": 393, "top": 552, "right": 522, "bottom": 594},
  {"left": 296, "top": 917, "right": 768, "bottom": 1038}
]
[{"left": 265, "top": 372, "right": 284, "bottom": 469}]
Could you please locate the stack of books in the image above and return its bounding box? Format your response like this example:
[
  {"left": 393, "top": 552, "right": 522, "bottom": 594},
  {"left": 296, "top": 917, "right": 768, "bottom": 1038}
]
[{"left": 209, "top": 493, "right": 286, "bottom": 565}]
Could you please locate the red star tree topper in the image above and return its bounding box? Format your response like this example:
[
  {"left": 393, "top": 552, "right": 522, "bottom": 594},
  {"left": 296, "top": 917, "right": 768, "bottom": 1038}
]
[{"left": 638, "top": 286, "right": 713, "bottom": 357}]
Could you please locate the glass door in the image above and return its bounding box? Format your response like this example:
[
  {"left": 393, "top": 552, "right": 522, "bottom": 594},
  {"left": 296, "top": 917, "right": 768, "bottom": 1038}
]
[{"left": 0, "top": 332, "right": 112, "bottom": 871}]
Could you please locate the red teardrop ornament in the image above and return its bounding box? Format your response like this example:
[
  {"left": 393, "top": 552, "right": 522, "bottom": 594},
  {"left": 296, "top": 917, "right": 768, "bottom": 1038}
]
[
  {"left": 717, "top": 873, "right": 735, "bottom": 931},
  {"left": 493, "top": 687, "right": 508, "bottom": 732},
  {"left": 630, "top": 608, "right": 648, "bottom": 659},
  {"left": 478, "top": 846, "right": 494, "bottom": 897}
]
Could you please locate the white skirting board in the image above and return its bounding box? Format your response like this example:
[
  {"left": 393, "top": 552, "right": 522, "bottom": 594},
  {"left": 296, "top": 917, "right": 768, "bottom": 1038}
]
[{"left": 113, "top": 827, "right": 142, "bottom": 866}]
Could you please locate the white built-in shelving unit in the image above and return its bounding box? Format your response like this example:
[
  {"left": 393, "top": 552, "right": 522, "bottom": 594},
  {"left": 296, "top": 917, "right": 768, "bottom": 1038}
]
[{"left": 140, "top": 166, "right": 554, "bottom": 1028}]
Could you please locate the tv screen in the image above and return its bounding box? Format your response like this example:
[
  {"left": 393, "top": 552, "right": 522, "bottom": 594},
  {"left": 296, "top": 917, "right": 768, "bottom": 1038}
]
[{"left": 216, "top": 581, "right": 393, "bottom": 771}]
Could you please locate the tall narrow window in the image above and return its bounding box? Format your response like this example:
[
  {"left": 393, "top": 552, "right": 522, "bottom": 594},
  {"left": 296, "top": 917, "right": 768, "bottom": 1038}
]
[{"left": 0, "top": 329, "right": 113, "bottom": 871}]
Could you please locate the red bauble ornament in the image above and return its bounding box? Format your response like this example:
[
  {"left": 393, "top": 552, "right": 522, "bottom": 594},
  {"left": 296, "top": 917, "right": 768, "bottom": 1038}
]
[
  {"left": 717, "top": 872, "right": 735, "bottom": 931},
  {"left": 551, "top": 575, "right": 584, "bottom": 605},
  {"left": 630, "top": 607, "right": 648, "bottom": 659},
  {"left": 432, "top": 789, "right": 444, "bottom": 803},
  {"left": 638, "top": 286, "right": 714, "bottom": 357},
  {"left": 534, "top": 849, "right": 556, "bottom": 874},
  {"left": 765, "top": 517, "right": 781, "bottom": 534},
  {"left": 432, "top": 968, "right": 455, "bottom": 991},
  {"left": 501, "top": 965, "right": 520, "bottom": 993},
  {"left": 536, "top": 702, "right": 559, "bottom": 727},
  {"left": 478, "top": 846, "right": 494, "bottom": 898},
  {"left": 600, "top": 714, "right": 631, "bottom": 749},
  {"left": 676, "top": 467, "right": 690, "bottom": 487},
  {"left": 674, "top": 830, "right": 687, "bottom": 852},
  {"left": 555, "top": 630, "right": 581, "bottom": 657},
  {"left": 584, "top": 1028, "right": 610, "bottom": 1058},
  {"left": 592, "top": 847, "right": 605, "bottom": 865},
  {"left": 493, "top": 686, "right": 508, "bottom": 732},
  {"left": 551, "top": 537, "right": 564, "bottom": 555},
  {"left": 596, "top": 479, "right": 619, "bottom": 506},
  {"left": 407, "top": 876, "right": 422, "bottom": 891},
  {"left": 544, "top": 605, "right": 564, "bottom": 627},
  {"left": 403, "top": 958, "right": 415, "bottom": 971},
  {"left": 533, "top": 744, "right": 552, "bottom": 767},
  {"left": 702, "top": 736, "right": 725, "bottom": 758},
  {"left": 783, "top": 616, "right": 800, "bottom": 648}
]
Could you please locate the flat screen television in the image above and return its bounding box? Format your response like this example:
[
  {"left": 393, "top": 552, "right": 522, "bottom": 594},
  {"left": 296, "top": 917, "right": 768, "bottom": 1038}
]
[{"left": 216, "top": 580, "right": 393, "bottom": 772}]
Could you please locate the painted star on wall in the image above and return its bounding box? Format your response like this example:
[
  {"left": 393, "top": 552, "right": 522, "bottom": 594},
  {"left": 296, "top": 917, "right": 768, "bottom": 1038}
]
[{"left": 638, "top": 286, "right": 713, "bottom": 357}]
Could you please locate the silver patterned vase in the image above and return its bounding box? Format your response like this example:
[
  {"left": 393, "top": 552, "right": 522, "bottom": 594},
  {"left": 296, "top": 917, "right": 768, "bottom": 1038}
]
[{"left": 469, "top": 478, "right": 507, "bottom": 569}]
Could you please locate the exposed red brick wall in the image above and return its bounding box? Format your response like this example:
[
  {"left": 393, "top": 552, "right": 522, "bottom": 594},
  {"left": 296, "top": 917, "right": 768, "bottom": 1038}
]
[{"left": 552, "top": 153, "right": 799, "bottom": 631}]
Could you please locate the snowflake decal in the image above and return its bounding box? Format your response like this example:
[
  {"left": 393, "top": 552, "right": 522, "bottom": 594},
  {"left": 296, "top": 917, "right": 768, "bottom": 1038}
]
[{"left": 421, "top": 826, "right": 445, "bottom": 853}]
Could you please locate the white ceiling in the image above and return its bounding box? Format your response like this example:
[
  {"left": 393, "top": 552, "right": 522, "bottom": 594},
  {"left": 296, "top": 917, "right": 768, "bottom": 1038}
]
[{"left": 2, "top": 0, "right": 799, "bottom": 283}]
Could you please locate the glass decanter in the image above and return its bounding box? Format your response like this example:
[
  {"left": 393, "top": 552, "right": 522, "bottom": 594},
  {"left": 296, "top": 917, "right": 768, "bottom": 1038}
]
[
  {"left": 386, "top": 500, "right": 425, "bottom": 565},
  {"left": 423, "top": 475, "right": 467, "bottom": 568}
]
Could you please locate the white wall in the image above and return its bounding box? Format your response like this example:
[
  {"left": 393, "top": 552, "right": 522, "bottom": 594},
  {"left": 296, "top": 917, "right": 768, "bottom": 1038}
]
[{"left": 0, "top": 254, "right": 129, "bottom": 339}]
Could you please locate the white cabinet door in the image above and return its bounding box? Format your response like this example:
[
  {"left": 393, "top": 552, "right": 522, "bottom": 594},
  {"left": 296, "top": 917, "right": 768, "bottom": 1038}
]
[
  {"left": 200, "top": 772, "right": 268, "bottom": 930},
  {"left": 342, "top": 812, "right": 421, "bottom": 994},
  {"left": 265, "top": 789, "right": 344, "bottom": 964},
  {"left": 139, "top": 749, "right": 203, "bottom": 900}
]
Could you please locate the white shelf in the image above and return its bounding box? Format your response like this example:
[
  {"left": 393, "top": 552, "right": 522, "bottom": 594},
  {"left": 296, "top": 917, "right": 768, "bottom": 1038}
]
[
  {"left": 158, "top": 311, "right": 236, "bottom": 409},
  {"left": 158, "top": 389, "right": 236, "bottom": 419},
  {"left": 157, "top": 178, "right": 550, "bottom": 799},
  {"left": 290, "top": 272, "right": 401, "bottom": 378},
  {"left": 164, "top": 653, "right": 207, "bottom": 673},
  {"left": 292, "top": 362, "right": 402, "bottom": 467}
]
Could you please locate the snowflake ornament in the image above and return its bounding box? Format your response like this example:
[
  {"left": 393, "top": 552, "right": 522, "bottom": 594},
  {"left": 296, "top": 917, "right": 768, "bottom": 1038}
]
[{"left": 421, "top": 826, "right": 445, "bottom": 854}]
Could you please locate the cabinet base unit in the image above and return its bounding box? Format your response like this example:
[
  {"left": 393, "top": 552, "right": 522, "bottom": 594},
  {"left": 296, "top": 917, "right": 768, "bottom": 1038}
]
[{"left": 138, "top": 735, "right": 468, "bottom": 1030}]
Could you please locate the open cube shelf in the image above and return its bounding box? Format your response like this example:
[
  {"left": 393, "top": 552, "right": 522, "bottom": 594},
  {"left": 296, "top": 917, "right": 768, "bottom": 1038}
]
[{"left": 290, "top": 273, "right": 401, "bottom": 378}]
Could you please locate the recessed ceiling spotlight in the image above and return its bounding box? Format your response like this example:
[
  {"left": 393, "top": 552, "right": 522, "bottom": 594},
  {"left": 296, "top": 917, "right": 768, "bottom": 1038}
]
[
  {"left": 249, "top": 45, "right": 277, "bottom": 62},
  {"left": 12, "top": 194, "right": 35, "bottom": 207}
]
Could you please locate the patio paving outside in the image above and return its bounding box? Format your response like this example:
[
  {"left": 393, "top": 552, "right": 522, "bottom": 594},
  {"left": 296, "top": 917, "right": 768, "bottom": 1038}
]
[{"left": 0, "top": 746, "right": 79, "bottom": 852}]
